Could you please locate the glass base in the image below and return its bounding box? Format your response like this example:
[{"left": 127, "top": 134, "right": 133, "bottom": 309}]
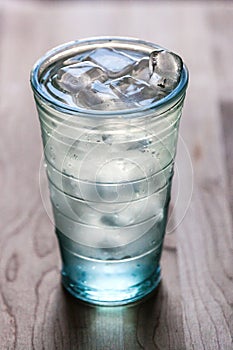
[{"left": 61, "top": 265, "right": 161, "bottom": 306}]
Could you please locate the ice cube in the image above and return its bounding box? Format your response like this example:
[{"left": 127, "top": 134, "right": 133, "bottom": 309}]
[
  {"left": 149, "top": 50, "right": 183, "bottom": 92},
  {"left": 127, "top": 138, "right": 153, "bottom": 152},
  {"left": 132, "top": 58, "right": 150, "bottom": 82},
  {"left": 85, "top": 48, "right": 135, "bottom": 78},
  {"left": 56, "top": 62, "right": 108, "bottom": 94},
  {"left": 96, "top": 157, "right": 144, "bottom": 183},
  {"left": 101, "top": 134, "right": 114, "bottom": 145},
  {"left": 75, "top": 81, "right": 128, "bottom": 110},
  {"left": 110, "top": 76, "right": 156, "bottom": 105},
  {"left": 101, "top": 209, "right": 135, "bottom": 227},
  {"left": 63, "top": 52, "right": 90, "bottom": 65}
]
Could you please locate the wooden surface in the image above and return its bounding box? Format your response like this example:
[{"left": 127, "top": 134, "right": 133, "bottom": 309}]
[{"left": 0, "top": 1, "right": 232, "bottom": 349}]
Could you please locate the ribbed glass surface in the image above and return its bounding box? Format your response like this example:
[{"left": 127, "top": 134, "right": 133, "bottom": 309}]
[{"left": 31, "top": 37, "right": 188, "bottom": 305}]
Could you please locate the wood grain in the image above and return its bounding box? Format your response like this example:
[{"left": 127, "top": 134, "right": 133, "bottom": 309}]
[
  {"left": 220, "top": 101, "right": 233, "bottom": 223},
  {"left": 0, "top": 1, "right": 232, "bottom": 349}
]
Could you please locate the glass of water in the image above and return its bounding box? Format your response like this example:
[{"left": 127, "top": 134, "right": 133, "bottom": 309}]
[{"left": 31, "top": 37, "right": 188, "bottom": 305}]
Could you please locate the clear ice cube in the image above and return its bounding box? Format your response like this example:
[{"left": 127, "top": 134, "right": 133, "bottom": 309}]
[
  {"left": 95, "top": 157, "right": 145, "bottom": 183},
  {"left": 63, "top": 52, "right": 90, "bottom": 65},
  {"left": 149, "top": 50, "right": 183, "bottom": 92},
  {"left": 127, "top": 138, "right": 152, "bottom": 151},
  {"left": 75, "top": 81, "right": 128, "bottom": 110},
  {"left": 132, "top": 58, "right": 150, "bottom": 82},
  {"left": 110, "top": 76, "right": 156, "bottom": 105},
  {"left": 85, "top": 48, "right": 135, "bottom": 78},
  {"left": 56, "top": 62, "right": 108, "bottom": 94}
]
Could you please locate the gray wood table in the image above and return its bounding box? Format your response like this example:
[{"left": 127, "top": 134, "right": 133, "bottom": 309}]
[{"left": 0, "top": 1, "right": 232, "bottom": 349}]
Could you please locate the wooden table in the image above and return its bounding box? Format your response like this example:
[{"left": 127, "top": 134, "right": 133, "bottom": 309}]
[{"left": 0, "top": 1, "right": 232, "bottom": 349}]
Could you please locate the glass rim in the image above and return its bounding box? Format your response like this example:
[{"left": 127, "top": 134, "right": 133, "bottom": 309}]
[{"left": 30, "top": 36, "right": 189, "bottom": 117}]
